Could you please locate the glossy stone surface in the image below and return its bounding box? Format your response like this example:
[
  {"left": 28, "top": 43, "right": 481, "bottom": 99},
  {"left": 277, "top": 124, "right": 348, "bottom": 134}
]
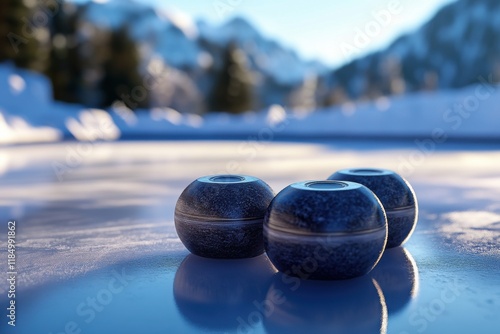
[
  {"left": 328, "top": 168, "right": 418, "bottom": 248},
  {"left": 175, "top": 175, "right": 274, "bottom": 258},
  {"left": 264, "top": 180, "right": 388, "bottom": 280}
]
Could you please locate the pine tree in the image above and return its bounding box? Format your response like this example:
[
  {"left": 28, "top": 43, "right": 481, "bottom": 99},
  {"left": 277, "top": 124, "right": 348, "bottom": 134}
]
[
  {"left": 99, "top": 26, "right": 146, "bottom": 110},
  {"left": 210, "top": 42, "right": 253, "bottom": 113},
  {"left": 47, "top": 3, "right": 82, "bottom": 103},
  {"left": 0, "top": 0, "right": 46, "bottom": 71}
]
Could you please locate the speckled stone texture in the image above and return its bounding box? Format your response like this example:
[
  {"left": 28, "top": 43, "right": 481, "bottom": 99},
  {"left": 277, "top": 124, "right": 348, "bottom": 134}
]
[
  {"left": 175, "top": 175, "right": 274, "bottom": 258},
  {"left": 264, "top": 180, "right": 388, "bottom": 280},
  {"left": 328, "top": 169, "right": 418, "bottom": 248},
  {"left": 263, "top": 273, "right": 386, "bottom": 334}
]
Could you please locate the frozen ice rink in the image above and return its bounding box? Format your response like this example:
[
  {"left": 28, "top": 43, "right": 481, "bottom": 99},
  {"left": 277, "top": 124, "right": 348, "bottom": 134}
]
[{"left": 0, "top": 140, "right": 499, "bottom": 334}]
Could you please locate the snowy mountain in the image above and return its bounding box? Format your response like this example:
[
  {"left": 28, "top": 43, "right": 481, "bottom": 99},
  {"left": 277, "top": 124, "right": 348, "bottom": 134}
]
[
  {"left": 328, "top": 0, "right": 500, "bottom": 100},
  {"left": 73, "top": 0, "right": 331, "bottom": 112},
  {"left": 79, "top": 0, "right": 500, "bottom": 109},
  {"left": 82, "top": 0, "right": 204, "bottom": 69},
  {"left": 199, "top": 17, "right": 326, "bottom": 85},
  {"left": 80, "top": 0, "right": 325, "bottom": 87}
]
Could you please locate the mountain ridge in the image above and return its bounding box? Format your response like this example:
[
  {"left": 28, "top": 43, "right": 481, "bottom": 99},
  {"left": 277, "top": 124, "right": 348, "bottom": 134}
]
[
  {"left": 74, "top": 0, "right": 500, "bottom": 110},
  {"left": 328, "top": 0, "right": 500, "bottom": 102}
]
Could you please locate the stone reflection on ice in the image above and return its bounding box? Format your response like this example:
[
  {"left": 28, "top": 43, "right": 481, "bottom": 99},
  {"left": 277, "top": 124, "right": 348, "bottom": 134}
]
[
  {"left": 263, "top": 274, "right": 388, "bottom": 334},
  {"left": 174, "top": 254, "right": 276, "bottom": 332},
  {"left": 371, "top": 247, "right": 419, "bottom": 314}
]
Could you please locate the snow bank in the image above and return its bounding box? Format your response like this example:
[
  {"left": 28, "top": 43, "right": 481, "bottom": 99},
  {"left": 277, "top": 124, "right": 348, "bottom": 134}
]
[
  {"left": 0, "top": 63, "right": 62, "bottom": 144},
  {"left": 109, "top": 84, "right": 500, "bottom": 141},
  {"left": 1, "top": 62, "right": 499, "bottom": 146},
  {"left": 0, "top": 113, "right": 61, "bottom": 145}
]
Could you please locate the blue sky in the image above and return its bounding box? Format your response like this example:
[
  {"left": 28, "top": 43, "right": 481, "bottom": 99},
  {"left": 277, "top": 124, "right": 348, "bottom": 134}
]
[{"left": 74, "top": 0, "right": 455, "bottom": 67}]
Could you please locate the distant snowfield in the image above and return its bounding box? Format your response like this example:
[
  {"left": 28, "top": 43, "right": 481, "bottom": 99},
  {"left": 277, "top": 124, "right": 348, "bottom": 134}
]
[{"left": 1, "top": 63, "right": 500, "bottom": 145}]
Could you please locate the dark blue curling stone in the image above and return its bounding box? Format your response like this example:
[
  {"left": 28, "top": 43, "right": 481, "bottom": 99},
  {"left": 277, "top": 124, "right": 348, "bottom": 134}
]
[
  {"left": 328, "top": 168, "right": 418, "bottom": 248},
  {"left": 175, "top": 175, "right": 274, "bottom": 259},
  {"left": 263, "top": 180, "right": 388, "bottom": 280}
]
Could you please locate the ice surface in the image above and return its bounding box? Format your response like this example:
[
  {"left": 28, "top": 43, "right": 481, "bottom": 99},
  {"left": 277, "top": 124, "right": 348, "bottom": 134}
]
[
  {"left": 0, "top": 140, "right": 499, "bottom": 334},
  {"left": 0, "top": 140, "right": 499, "bottom": 333}
]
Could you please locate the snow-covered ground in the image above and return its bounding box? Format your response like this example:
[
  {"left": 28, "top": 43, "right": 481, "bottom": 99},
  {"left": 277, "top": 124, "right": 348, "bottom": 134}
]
[
  {"left": 0, "top": 140, "right": 499, "bottom": 333},
  {"left": 1, "top": 62, "right": 500, "bottom": 146}
]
